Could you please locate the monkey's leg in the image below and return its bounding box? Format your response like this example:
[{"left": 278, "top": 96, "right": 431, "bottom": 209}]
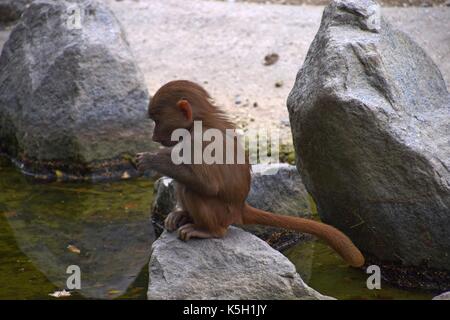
[
  {"left": 177, "top": 223, "right": 227, "bottom": 241},
  {"left": 164, "top": 210, "right": 192, "bottom": 232}
]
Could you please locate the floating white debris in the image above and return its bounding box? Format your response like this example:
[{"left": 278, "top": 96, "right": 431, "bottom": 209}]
[{"left": 49, "top": 290, "right": 71, "bottom": 298}]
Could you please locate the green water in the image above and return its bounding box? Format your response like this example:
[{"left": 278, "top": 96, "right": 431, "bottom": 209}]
[
  {"left": 285, "top": 241, "right": 433, "bottom": 300},
  {"left": 0, "top": 156, "right": 434, "bottom": 300},
  {"left": 0, "top": 156, "right": 154, "bottom": 299}
]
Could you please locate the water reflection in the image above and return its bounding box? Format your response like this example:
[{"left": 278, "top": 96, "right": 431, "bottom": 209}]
[
  {"left": 0, "top": 157, "right": 155, "bottom": 299},
  {"left": 284, "top": 241, "right": 433, "bottom": 300}
]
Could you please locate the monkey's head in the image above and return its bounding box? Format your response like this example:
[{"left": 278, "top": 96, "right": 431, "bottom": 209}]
[{"left": 148, "top": 80, "right": 213, "bottom": 147}]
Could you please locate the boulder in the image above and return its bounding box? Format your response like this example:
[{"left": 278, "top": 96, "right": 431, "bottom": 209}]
[
  {"left": 0, "top": 0, "right": 32, "bottom": 24},
  {"left": 151, "top": 164, "right": 315, "bottom": 249},
  {"left": 147, "top": 226, "right": 333, "bottom": 300},
  {"left": 287, "top": 0, "right": 450, "bottom": 290},
  {"left": 0, "top": 0, "right": 156, "bottom": 181}
]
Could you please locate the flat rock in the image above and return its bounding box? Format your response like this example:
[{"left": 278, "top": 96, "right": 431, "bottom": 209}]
[{"left": 147, "top": 226, "right": 332, "bottom": 300}]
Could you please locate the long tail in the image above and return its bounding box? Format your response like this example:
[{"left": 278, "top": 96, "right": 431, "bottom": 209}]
[{"left": 242, "top": 204, "right": 365, "bottom": 267}]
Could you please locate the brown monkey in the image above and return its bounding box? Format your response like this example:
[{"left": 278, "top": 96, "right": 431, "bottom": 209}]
[{"left": 136, "top": 80, "right": 365, "bottom": 267}]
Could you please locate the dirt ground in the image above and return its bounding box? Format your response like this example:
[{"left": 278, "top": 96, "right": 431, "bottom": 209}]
[
  {"left": 105, "top": 0, "right": 449, "bottom": 143},
  {"left": 0, "top": 0, "right": 449, "bottom": 145},
  {"left": 218, "top": 0, "right": 449, "bottom": 7}
]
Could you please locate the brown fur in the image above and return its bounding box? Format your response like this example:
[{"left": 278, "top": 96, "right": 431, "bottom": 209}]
[{"left": 136, "top": 80, "right": 365, "bottom": 267}]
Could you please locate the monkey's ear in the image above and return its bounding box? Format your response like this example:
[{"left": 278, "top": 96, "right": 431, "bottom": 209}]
[{"left": 177, "top": 99, "right": 193, "bottom": 121}]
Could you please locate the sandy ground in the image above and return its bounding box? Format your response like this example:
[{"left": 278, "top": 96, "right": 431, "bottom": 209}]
[
  {"left": 220, "top": 0, "right": 449, "bottom": 7},
  {"left": 1, "top": 0, "right": 449, "bottom": 144}
]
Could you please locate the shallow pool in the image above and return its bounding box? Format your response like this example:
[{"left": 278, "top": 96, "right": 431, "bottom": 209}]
[
  {"left": 284, "top": 240, "right": 433, "bottom": 300},
  {"left": 0, "top": 156, "right": 154, "bottom": 299},
  {"left": 0, "top": 156, "right": 433, "bottom": 299}
]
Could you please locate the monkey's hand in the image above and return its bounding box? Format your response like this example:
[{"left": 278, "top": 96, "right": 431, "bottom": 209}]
[
  {"left": 135, "top": 152, "right": 158, "bottom": 173},
  {"left": 135, "top": 151, "right": 217, "bottom": 197}
]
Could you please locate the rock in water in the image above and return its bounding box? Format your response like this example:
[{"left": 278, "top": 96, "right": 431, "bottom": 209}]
[
  {"left": 148, "top": 226, "right": 332, "bottom": 300},
  {"left": 151, "top": 164, "right": 315, "bottom": 249},
  {"left": 0, "top": 0, "right": 155, "bottom": 180},
  {"left": 287, "top": 0, "right": 450, "bottom": 290}
]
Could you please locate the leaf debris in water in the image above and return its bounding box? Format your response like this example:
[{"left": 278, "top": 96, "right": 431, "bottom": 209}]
[
  {"left": 67, "top": 244, "right": 81, "bottom": 254},
  {"left": 55, "top": 170, "right": 64, "bottom": 180}
]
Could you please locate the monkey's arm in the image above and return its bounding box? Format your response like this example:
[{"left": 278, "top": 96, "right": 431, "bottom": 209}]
[{"left": 136, "top": 151, "right": 219, "bottom": 197}]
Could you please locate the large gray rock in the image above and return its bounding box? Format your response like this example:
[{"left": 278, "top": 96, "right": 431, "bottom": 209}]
[
  {"left": 287, "top": 0, "right": 450, "bottom": 290},
  {"left": 0, "top": 0, "right": 32, "bottom": 23},
  {"left": 151, "top": 164, "right": 315, "bottom": 249},
  {"left": 0, "top": 0, "right": 155, "bottom": 180},
  {"left": 148, "top": 226, "right": 332, "bottom": 300}
]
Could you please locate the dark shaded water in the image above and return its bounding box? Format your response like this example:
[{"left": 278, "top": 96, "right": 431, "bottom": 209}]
[
  {"left": 0, "top": 156, "right": 433, "bottom": 299},
  {"left": 0, "top": 156, "right": 154, "bottom": 299},
  {"left": 285, "top": 241, "right": 433, "bottom": 300}
]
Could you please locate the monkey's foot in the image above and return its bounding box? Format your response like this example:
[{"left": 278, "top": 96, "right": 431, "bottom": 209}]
[
  {"left": 177, "top": 224, "right": 217, "bottom": 241},
  {"left": 164, "top": 210, "right": 192, "bottom": 232}
]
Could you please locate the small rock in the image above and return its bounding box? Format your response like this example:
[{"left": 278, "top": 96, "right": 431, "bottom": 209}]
[
  {"left": 151, "top": 177, "right": 178, "bottom": 227},
  {"left": 280, "top": 118, "right": 290, "bottom": 126},
  {"left": 275, "top": 80, "right": 284, "bottom": 88},
  {"left": 263, "top": 53, "right": 279, "bottom": 66}
]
